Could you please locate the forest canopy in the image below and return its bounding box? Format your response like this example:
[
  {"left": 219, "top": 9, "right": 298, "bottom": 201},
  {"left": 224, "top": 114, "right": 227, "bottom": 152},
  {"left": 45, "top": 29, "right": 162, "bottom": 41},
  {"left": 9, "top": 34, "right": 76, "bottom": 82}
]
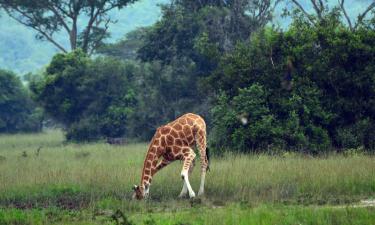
[{"left": 1, "top": 0, "right": 374, "bottom": 153}]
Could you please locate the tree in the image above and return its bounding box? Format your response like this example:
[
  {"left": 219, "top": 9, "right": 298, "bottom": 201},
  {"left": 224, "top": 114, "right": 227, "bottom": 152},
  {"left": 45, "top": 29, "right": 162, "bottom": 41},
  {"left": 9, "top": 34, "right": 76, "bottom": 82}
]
[
  {"left": 30, "top": 50, "right": 137, "bottom": 141},
  {"left": 0, "top": 69, "right": 42, "bottom": 133},
  {"left": 97, "top": 27, "right": 148, "bottom": 60},
  {"left": 289, "top": 0, "right": 375, "bottom": 30},
  {"left": 207, "top": 9, "right": 375, "bottom": 153},
  {"left": 0, "top": 0, "right": 138, "bottom": 54}
]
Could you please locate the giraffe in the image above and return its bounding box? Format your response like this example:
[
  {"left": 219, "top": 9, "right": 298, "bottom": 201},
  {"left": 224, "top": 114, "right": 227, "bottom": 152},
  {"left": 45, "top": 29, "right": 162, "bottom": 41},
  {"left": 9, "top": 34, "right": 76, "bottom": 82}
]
[{"left": 132, "top": 113, "right": 209, "bottom": 200}]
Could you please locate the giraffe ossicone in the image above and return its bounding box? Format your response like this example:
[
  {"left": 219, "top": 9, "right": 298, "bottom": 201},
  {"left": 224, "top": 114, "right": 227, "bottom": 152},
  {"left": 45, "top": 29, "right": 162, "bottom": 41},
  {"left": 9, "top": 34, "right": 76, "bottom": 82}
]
[{"left": 132, "top": 113, "right": 209, "bottom": 200}]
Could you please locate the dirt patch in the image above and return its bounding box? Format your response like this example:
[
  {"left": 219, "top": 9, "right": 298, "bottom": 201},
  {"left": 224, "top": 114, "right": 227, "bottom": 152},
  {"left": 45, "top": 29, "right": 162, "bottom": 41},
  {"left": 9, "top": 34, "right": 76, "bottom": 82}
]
[{"left": 330, "top": 199, "right": 375, "bottom": 209}]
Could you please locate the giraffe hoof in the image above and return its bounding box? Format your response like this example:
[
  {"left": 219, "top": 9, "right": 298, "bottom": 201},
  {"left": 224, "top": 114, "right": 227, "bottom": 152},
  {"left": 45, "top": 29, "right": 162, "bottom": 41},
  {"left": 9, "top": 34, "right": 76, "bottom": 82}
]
[
  {"left": 189, "top": 192, "right": 196, "bottom": 198},
  {"left": 197, "top": 191, "right": 204, "bottom": 196}
]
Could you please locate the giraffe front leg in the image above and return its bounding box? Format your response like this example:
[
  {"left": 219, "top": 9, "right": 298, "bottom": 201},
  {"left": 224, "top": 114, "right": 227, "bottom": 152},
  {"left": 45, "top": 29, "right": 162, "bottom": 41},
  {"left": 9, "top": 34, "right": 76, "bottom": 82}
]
[
  {"left": 179, "top": 159, "right": 195, "bottom": 198},
  {"left": 180, "top": 149, "right": 196, "bottom": 198}
]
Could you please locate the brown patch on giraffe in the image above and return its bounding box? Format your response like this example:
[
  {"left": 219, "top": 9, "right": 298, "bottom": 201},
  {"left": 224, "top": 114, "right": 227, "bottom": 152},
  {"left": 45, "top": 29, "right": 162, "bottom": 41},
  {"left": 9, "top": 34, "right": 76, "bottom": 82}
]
[
  {"left": 182, "top": 139, "right": 189, "bottom": 146},
  {"left": 173, "top": 146, "right": 181, "bottom": 154},
  {"left": 149, "top": 147, "right": 157, "bottom": 153},
  {"left": 179, "top": 118, "right": 187, "bottom": 125},
  {"left": 187, "top": 135, "right": 194, "bottom": 144},
  {"left": 174, "top": 139, "right": 183, "bottom": 146},
  {"left": 173, "top": 123, "right": 183, "bottom": 131},
  {"left": 145, "top": 169, "right": 151, "bottom": 174},
  {"left": 178, "top": 131, "right": 185, "bottom": 139},
  {"left": 156, "top": 146, "right": 164, "bottom": 154},
  {"left": 161, "top": 127, "right": 171, "bottom": 135},
  {"left": 152, "top": 160, "right": 158, "bottom": 167},
  {"left": 147, "top": 154, "right": 154, "bottom": 161},
  {"left": 182, "top": 148, "right": 190, "bottom": 154},
  {"left": 160, "top": 136, "right": 166, "bottom": 146},
  {"left": 153, "top": 139, "right": 160, "bottom": 146},
  {"left": 170, "top": 129, "right": 179, "bottom": 138},
  {"left": 186, "top": 117, "right": 194, "bottom": 126},
  {"left": 183, "top": 125, "right": 192, "bottom": 136},
  {"left": 145, "top": 161, "right": 151, "bottom": 168},
  {"left": 166, "top": 135, "right": 174, "bottom": 145}
]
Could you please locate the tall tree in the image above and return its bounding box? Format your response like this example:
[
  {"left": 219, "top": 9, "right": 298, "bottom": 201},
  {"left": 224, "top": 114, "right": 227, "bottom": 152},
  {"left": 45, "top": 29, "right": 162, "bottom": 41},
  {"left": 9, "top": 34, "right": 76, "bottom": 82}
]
[{"left": 0, "top": 0, "right": 137, "bottom": 54}]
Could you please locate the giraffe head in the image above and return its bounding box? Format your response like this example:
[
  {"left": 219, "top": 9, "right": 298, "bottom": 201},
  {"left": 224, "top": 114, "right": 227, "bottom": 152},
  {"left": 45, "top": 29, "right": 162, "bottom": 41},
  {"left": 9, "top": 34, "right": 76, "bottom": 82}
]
[{"left": 132, "top": 184, "right": 149, "bottom": 200}]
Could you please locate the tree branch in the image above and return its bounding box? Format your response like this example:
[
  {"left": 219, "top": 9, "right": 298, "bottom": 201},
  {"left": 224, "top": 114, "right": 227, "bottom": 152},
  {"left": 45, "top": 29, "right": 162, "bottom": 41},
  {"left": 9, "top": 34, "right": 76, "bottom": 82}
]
[
  {"left": 310, "top": 0, "right": 322, "bottom": 19},
  {"left": 46, "top": 3, "right": 71, "bottom": 34},
  {"left": 82, "top": 2, "right": 104, "bottom": 52},
  {"left": 4, "top": 8, "right": 67, "bottom": 53},
  {"left": 354, "top": 2, "right": 375, "bottom": 30},
  {"left": 88, "top": 18, "right": 111, "bottom": 55},
  {"left": 290, "top": 0, "right": 316, "bottom": 24},
  {"left": 338, "top": 0, "right": 353, "bottom": 31}
]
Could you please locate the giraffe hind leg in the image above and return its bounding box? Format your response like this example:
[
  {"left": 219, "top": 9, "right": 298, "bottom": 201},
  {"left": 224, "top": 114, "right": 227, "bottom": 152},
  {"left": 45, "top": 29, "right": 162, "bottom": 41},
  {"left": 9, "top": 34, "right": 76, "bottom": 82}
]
[{"left": 197, "top": 134, "right": 208, "bottom": 196}]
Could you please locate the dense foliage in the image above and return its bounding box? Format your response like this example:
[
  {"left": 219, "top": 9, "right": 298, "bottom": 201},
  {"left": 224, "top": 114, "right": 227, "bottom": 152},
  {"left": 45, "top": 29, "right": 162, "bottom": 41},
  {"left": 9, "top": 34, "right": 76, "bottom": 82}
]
[
  {"left": 208, "top": 13, "right": 375, "bottom": 152},
  {"left": 0, "top": 69, "right": 42, "bottom": 133},
  {"left": 30, "top": 50, "right": 136, "bottom": 141},
  {"left": 3, "top": 1, "right": 374, "bottom": 153}
]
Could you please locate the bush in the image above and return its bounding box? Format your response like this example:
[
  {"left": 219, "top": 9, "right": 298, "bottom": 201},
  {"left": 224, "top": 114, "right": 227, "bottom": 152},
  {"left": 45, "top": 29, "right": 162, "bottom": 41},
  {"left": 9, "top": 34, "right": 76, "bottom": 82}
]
[
  {"left": 31, "top": 50, "right": 136, "bottom": 142},
  {"left": 207, "top": 15, "right": 375, "bottom": 153}
]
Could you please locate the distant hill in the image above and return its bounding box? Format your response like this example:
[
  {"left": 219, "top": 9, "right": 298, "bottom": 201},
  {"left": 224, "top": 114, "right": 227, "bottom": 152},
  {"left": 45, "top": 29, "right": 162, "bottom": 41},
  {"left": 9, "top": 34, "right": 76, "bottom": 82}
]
[
  {"left": 0, "top": 0, "right": 372, "bottom": 75},
  {"left": 0, "top": 0, "right": 169, "bottom": 75}
]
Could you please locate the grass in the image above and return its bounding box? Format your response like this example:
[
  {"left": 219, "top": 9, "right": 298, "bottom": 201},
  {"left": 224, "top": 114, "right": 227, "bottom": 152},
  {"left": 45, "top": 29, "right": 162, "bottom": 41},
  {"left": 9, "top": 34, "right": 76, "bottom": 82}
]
[
  {"left": 1, "top": 204, "right": 375, "bottom": 225},
  {"left": 0, "top": 130, "right": 375, "bottom": 224}
]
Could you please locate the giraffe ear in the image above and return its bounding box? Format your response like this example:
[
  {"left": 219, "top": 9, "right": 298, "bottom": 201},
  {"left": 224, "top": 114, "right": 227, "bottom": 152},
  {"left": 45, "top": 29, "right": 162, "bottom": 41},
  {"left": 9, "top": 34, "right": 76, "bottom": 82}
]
[{"left": 132, "top": 185, "right": 138, "bottom": 191}]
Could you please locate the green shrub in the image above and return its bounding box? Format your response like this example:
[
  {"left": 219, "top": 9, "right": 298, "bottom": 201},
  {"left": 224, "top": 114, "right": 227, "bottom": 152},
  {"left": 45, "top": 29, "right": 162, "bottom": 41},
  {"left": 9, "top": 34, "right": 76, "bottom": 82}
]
[{"left": 31, "top": 50, "right": 136, "bottom": 142}]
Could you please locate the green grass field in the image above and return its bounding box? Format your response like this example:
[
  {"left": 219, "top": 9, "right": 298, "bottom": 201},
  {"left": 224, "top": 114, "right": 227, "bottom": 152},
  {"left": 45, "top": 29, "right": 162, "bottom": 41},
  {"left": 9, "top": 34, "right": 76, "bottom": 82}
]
[{"left": 0, "top": 130, "right": 375, "bottom": 224}]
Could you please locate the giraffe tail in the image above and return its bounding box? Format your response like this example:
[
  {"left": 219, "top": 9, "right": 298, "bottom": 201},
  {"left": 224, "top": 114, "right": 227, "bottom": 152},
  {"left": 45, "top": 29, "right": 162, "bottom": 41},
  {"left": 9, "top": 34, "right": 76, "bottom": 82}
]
[{"left": 206, "top": 147, "right": 210, "bottom": 172}]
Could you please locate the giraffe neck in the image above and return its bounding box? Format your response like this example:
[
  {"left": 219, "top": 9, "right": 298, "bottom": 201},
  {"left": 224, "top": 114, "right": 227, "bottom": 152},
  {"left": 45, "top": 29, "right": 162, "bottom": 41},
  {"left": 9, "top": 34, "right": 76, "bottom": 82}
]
[{"left": 140, "top": 141, "right": 158, "bottom": 187}]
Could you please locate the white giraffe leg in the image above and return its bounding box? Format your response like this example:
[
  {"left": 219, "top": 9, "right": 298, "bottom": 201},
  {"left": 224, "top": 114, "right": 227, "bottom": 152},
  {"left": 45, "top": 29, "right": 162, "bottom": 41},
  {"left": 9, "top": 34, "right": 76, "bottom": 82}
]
[
  {"left": 179, "top": 160, "right": 194, "bottom": 198},
  {"left": 198, "top": 171, "right": 206, "bottom": 196},
  {"left": 181, "top": 170, "right": 195, "bottom": 198},
  {"left": 180, "top": 149, "right": 196, "bottom": 198},
  {"left": 179, "top": 180, "right": 188, "bottom": 197}
]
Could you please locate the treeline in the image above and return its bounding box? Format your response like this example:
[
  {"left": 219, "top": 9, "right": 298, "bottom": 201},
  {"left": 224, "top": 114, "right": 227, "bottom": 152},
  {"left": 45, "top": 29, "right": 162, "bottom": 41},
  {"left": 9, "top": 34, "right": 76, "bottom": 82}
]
[
  {"left": 0, "top": 70, "right": 42, "bottom": 133},
  {"left": 1, "top": 0, "right": 374, "bottom": 153}
]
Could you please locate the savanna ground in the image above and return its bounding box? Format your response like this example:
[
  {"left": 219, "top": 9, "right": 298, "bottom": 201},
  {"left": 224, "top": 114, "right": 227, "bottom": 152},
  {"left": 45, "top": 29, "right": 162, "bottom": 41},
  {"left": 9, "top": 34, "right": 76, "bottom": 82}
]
[{"left": 0, "top": 131, "right": 375, "bottom": 225}]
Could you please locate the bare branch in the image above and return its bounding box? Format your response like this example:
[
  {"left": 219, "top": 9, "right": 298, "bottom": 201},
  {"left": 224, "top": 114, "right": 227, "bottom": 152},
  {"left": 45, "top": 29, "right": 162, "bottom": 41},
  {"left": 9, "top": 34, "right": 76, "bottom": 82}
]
[
  {"left": 3, "top": 8, "right": 67, "bottom": 53},
  {"left": 354, "top": 2, "right": 375, "bottom": 30},
  {"left": 54, "top": 2, "right": 73, "bottom": 19},
  {"left": 290, "top": 0, "right": 316, "bottom": 24},
  {"left": 82, "top": 4, "right": 103, "bottom": 52},
  {"left": 310, "top": 0, "right": 322, "bottom": 19},
  {"left": 46, "top": 3, "right": 71, "bottom": 34},
  {"left": 88, "top": 19, "right": 111, "bottom": 55},
  {"left": 338, "top": 0, "right": 353, "bottom": 31}
]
